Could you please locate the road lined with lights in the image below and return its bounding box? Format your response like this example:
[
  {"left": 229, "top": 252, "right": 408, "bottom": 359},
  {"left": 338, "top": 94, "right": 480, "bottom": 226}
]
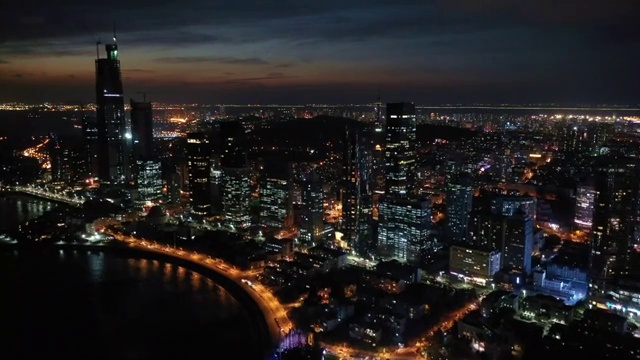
[
  {"left": 106, "top": 232, "right": 293, "bottom": 345},
  {"left": 1, "top": 185, "right": 85, "bottom": 206}
]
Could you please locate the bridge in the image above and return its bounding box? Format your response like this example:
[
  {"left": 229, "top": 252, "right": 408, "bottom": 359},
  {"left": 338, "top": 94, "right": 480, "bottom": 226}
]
[{"left": 1, "top": 185, "right": 86, "bottom": 207}]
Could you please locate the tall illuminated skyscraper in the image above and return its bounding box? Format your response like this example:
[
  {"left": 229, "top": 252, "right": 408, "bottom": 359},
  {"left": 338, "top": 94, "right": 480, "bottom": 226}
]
[
  {"left": 95, "top": 36, "right": 128, "bottom": 184},
  {"left": 590, "top": 156, "right": 640, "bottom": 281},
  {"left": 187, "top": 132, "right": 211, "bottom": 216},
  {"left": 384, "top": 102, "right": 417, "bottom": 198},
  {"left": 299, "top": 171, "right": 324, "bottom": 245},
  {"left": 446, "top": 175, "right": 473, "bottom": 242},
  {"left": 377, "top": 103, "right": 430, "bottom": 263},
  {"left": 259, "top": 160, "right": 292, "bottom": 230},
  {"left": 220, "top": 120, "right": 251, "bottom": 230}
]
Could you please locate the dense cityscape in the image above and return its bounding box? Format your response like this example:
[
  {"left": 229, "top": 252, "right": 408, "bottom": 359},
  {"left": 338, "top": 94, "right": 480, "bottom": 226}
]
[{"left": 2, "top": 2, "right": 640, "bottom": 359}]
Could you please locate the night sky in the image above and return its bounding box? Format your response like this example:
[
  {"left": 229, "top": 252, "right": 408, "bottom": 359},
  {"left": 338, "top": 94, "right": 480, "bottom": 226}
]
[{"left": 1, "top": 0, "right": 639, "bottom": 104}]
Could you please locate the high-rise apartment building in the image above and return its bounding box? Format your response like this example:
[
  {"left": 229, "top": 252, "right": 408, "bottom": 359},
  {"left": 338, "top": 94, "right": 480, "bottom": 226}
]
[
  {"left": 299, "top": 171, "right": 324, "bottom": 245},
  {"left": 575, "top": 180, "right": 596, "bottom": 232}
]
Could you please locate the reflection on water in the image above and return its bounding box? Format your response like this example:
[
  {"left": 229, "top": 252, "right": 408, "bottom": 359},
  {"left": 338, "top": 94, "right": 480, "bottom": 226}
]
[
  {"left": 0, "top": 250, "right": 263, "bottom": 359},
  {"left": 0, "top": 196, "right": 55, "bottom": 230}
]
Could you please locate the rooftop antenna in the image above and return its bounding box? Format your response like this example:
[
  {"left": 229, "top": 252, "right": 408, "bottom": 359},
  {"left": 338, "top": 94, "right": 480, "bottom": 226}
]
[
  {"left": 136, "top": 92, "right": 148, "bottom": 102},
  {"left": 113, "top": 21, "right": 117, "bottom": 43},
  {"left": 96, "top": 40, "right": 101, "bottom": 59}
]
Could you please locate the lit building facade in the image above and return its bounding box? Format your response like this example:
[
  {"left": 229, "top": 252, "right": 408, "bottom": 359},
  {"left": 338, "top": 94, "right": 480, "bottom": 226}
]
[
  {"left": 446, "top": 176, "right": 473, "bottom": 242},
  {"left": 377, "top": 197, "right": 430, "bottom": 263},
  {"left": 223, "top": 167, "right": 252, "bottom": 230},
  {"left": 590, "top": 156, "right": 640, "bottom": 282},
  {"left": 82, "top": 115, "right": 99, "bottom": 177},
  {"left": 574, "top": 181, "right": 596, "bottom": 231},
  {"left": 260, "top": 177, "right": 291, "bottom": 229},
  {"left": 491, "top": 195, "right": 536, "bottom": 219},
  {"left": 384, "top": 103, "right": 416, "bottom": 197},
  {"left": 136, "top": 160, "right": 163, "bottom": 205},
  {"left": 503, "top": 213, "right": 534, "bottom": 274},
  {"left": 449, "top": 244, "right": 501, "bottom": 285},
  {"left": 299, "top": 172, "right": 324, "bottom": 245},
  {"left": 186, "top": 132, "right": 211, "bottom": 217}
]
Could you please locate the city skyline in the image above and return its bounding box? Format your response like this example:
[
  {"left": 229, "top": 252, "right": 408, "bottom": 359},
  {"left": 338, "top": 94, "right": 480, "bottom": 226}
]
[{"left": 2, "top": 0, "right": 640, "bottom": 104}]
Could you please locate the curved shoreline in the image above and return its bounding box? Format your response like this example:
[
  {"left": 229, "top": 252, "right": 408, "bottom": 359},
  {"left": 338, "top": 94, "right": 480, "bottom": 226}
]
[{"left": 1, "top": 242, "right": 277, "bottom": 359}]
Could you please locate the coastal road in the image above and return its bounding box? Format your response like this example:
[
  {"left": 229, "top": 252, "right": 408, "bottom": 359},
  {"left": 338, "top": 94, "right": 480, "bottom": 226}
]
[{"left": 106, "top": 233, "right": 293, "bottom": 344}]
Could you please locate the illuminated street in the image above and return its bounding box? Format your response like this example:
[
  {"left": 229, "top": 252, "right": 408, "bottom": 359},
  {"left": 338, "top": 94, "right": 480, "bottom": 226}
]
[{"left": 106, "top": 231, "right": 293, "bottom": 343}]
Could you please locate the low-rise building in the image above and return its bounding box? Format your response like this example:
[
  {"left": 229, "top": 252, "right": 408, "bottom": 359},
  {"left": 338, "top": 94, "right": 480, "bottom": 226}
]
[{"left": 449, "top": 244, "right": 501, "bottom": 285}]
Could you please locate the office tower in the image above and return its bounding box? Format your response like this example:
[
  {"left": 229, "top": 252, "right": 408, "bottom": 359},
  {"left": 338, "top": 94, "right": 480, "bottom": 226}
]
[
  {"left": 446, "top": 175, "right": 473, "bottom": 242},
  {"left": 95, "top": 37, "right": 128, "bottom": 183},
  {"left": 502, "top": 212, "right": 534, "bottom": 274},
  {"left": 575, "top": 180, "right": 596, "bottom": 232},
  {"left": 130, "top": 99, "right": 154, "bottom": 161},
  {"left": 299, "top": 171, "right": 324, "bottom": 245},
  {"left": 130, "top": 98, "right": 161, "bottom": 206},
  {"left": 210, "top": 155, "right": 223, "bottom": 215},
  {"left": 82, "top": 114, "right": 99, "bottom": 177},
  {"left": 259, "top": 160, "right": 292, "bottom": 230},
  {"left": 341, "top": 125, "right": 361, "bottom": 248},
  {"left": 186, "top": 132, "right": 211, "bottom": 217},
  {"left": 377, "top": 102, "right": 429, "bottom": 263},
  {"left": 136, "top": 161, "right": 163, "bottom": 205},
  {"left": 384, "top": 102, "right": 416, "bottom": 197},
  {"left": 491, "top": 195, "right": 536, "bottom": 219},
  {"left": 340, "top": 122, "right": 373, "bottom": 255},
  {"left": 377, "top": 197, "right": 431, "bottom": 263},
  {"left": 220, "top": 120, "right": 251, "bottom": 230},
  {"left": 371, "top": 95, "right": 386, "bottom": 193},
  {"left": 591, "top": 156, "right": 640, "bottom": 281},
  {"left": 48, "top": 133, "right": 71, "bottom": 183}
]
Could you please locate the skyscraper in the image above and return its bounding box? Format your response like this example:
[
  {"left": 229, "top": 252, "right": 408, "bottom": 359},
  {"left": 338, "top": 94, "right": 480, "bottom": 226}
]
[
  {"left": 130, "top": 99, "right": 154, "bottom": 161},
  {"left": 82, "top": 114, "right": 99, "bottom": 177},
  {"left": 590, "top": 156, "right": 640, "bottom": 281},
  {"left": 130, "top": 98, "right": 161, "bottom": 206},
  {"left": 446, "top": 174, "right": 474, "bottom": 243},
  {"left": 259, "top": 160, "right": 293, "bottom": 230},
  {"left": 575, "top": 180, "right": 596, "bottom": 232},
  {"left": 341, "top": 125, "right": 361, "bottom": 247},
  {"left": 384, "top": 102, "right": 417, "bottom": 198},
  {"left": 95, "top": 37, "right": 128, "bottom": 184},
  {"left": 186, "top": 132, "right": 211, "bottom": 216},
  {"left": 48, "top": 133, "right": 71, "bottom": 184},
  {"left": 377, "top": 103, "right": 430, "bottom": 263},
  {"left": 220, "top": 120, "right": 251, "bottom": 230},
  {"left": 299, "top": 171, "right": 324, "bottom": 245}
]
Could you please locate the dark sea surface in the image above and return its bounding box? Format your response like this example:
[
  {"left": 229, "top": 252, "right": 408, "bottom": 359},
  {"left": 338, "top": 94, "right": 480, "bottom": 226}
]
[
  {"left": 0, "top": 198, "right": 264, "bottom": 360},
  {"left": 0, "top": 196, "right": 55, "bottom": 231},
  {"left": 0, "top": 110, "right": 84, "bottom": 137}
]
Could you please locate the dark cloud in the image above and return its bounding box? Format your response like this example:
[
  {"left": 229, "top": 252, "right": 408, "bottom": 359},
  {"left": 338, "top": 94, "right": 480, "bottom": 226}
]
[
  {"left": 123, "top": 68, "right": 156, "bottom": 73},
  {"left": 0, "top": 59, "right": 9, "bottom": 64},
  {"left": 155, "top": 56, "right": 270, "bottom": 65},
  {"left": 1, "top": 0, "right": 639, "bottom": 103},
  {"left": 223, "top": 72, "right": 295, "bottom": 83}
]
